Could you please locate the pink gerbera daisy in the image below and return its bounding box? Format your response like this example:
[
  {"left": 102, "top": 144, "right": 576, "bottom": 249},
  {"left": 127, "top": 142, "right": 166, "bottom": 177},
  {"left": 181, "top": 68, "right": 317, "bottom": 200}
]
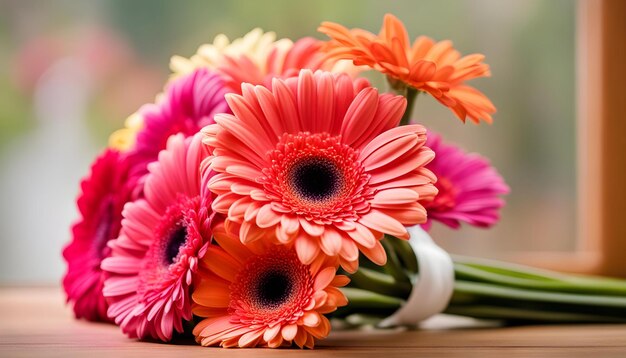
[
  {"left": 216, "top": 37, "right": 359, "bottom": 94},
  {"left": 128, "top": 68, "right": 229, "bottom": 180},
  {"left": 192, "top": 223, "right": 348, "bottom": 348},
  {"left": 171, "top": 32, "right": 359, "bottom": 95},
  {"left": 63, "top": 149, "right": 138, "bottom": 322},
  {"left": 102, "top": 133, "right": 214, "bottom": 341},
  {"left": 203, "top": 70, "right": 437, "bottom": 272},
  {"left": 422, "top": 131, "right": 509, "bottom": 230}
]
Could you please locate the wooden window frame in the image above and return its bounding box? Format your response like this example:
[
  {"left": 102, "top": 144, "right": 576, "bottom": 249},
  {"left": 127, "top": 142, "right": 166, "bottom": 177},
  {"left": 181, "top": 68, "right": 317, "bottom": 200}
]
[{"left": 515, "top": 0, "right": 626, "bottom": 277}]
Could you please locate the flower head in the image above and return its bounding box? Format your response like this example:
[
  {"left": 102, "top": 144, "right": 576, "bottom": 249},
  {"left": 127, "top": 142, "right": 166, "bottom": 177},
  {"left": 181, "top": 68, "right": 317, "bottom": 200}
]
[
  {"left": 63, "top": 148, "right": 138, "bottom": 322},
  {"left": 422, "top": 131, "right": 509, "bottom": 230},
  {"left": 126, "top": 68, "right": 229, "bottom": 180},
  {"left": 319, "top": 14, "right": 495, "bottom": 124},
  {"left": 171, "top": 28, "right": 286, "bottom": 75},
  {"left": 192, "top": 223, "right": 348, "bottom": 348},
  {"left": 171, "top": 28, "right": 356, "bottom": 94},
  {"left": 203, "top": 70, "right": 437, "bottom": 272},
  {"left": 102, "top": 133, "right": 214, "bottom": 341}
]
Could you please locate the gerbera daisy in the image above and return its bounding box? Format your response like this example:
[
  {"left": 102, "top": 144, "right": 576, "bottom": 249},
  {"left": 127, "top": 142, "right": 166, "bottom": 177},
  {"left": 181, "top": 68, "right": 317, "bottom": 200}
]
[
  {"left": 422, "top": 131, "right": 509, "bottom": 230},
  {"left": 203, "top": 70, "right": 437, "bottom": 272},
  {"left": 192, "top": 223, "right": 348, "bottom": 348},
  {"left": 319, "top": 14, "right": 495, "bottom": 124},
  {"left": 171, "top": 28, "right": 289, "bottom": 76},
  {"left": 101, "top": 133, "right": 214, "bottom": 341},
  {"left": 171, "top": 28, "right": 357, "bottom": 94},
  {"left": 126, "top": 68, "right": 229, "bottom": 179},
  {"left": 63, "top": 148, "right": 138, "bottom": 322}
]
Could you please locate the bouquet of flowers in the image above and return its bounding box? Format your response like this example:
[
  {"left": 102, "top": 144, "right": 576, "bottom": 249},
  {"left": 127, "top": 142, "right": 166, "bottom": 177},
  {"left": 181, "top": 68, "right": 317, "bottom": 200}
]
[{"left": 63, "top": 14, "right": 626, "bottom": 349}]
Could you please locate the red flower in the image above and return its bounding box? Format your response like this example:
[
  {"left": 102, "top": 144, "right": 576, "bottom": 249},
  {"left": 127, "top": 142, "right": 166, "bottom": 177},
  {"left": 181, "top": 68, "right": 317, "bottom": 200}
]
[{"left": 63, "top": 149, "right": 138, "bottom": 322}]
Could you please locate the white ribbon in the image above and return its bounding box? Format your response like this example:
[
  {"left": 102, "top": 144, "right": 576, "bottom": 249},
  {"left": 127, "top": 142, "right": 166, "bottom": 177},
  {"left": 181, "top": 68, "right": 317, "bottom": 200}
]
[{"left": 378, "top": 225, "right": 455, "bottom": 328}]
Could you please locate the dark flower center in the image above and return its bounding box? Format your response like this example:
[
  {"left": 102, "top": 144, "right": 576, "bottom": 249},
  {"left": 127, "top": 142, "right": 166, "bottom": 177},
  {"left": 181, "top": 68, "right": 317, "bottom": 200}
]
[
  {"left": 94, "top": 199, "right": 115, "bottom": 259},
  {"left": 290, "top": 157, "right": 341, "bottom": 202},
  {"left": 255, "top": 269, "right": 293, "bottom": 308},
  {"left": 164, "top": 224, "right": 188, "bottom": 264}
]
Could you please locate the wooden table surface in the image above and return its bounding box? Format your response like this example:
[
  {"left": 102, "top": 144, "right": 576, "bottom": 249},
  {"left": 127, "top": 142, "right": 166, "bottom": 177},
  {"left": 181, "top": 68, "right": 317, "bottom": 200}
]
[{"left": 1, "top": 287, "right": 626, "bottom": 357}]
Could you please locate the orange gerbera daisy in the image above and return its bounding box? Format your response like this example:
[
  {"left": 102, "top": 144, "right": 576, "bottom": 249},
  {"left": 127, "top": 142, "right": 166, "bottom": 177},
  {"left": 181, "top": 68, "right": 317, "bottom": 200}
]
[
  {"left": 202, "top": 70, "right": 437, "bottom": 271},
  {"left": 319, "top": 14, "right": 495, "bottom": 124},
  {"left": 192, "top": 223, "right": 348, "bottom": 348}
]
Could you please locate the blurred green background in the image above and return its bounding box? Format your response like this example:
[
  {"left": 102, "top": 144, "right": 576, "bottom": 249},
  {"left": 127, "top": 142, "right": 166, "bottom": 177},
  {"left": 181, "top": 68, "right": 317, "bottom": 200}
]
[{"left": 0, "top": 0, "right": 576, "bottom": 283}]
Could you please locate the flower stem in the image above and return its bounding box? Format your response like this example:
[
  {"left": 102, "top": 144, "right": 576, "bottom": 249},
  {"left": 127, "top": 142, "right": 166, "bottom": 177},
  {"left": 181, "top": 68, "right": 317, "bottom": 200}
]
[
  {"left": 386, "top": 76, "right": 419, "bottom": 126},
  {"left": 400, "top": 87, "right": 419, "bottom": 126},
  {"left": 381, "top": 237, "right": 412, "bottom": 285},
  {"left": 339, "top": 236, "right": 626, "bottom": 325},
  {"left": 348, "top": 267, "right": 411, "bottom": 298}
]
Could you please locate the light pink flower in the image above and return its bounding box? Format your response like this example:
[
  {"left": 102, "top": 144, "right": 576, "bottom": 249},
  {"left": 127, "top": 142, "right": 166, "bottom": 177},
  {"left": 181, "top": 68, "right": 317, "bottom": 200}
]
[{"left": 216, "top": 37, "right": 358, "bottom": 94}]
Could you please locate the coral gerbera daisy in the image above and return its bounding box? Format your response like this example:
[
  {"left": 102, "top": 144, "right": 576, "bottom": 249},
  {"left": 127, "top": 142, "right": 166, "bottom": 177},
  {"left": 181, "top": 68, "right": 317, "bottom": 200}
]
[
  {"left": 192, "top": 223, "right": 348, "bottom": 348},
  {"left": 101, "top": 133, "right": 214, "bottom": 341},
  {"left": 203, "top": 70, "right": 437, "bottom": 272},
  {"left": 63, "top": 148, "right": 138, "bottom": 322},
  {"left": 319, "top": 14, "right": 495, "bottom": 124},
  {"left": 422, "top": 131, "right": 509, "bottom": 230},
  {"left": 171, "top": 28, "right": 356, "bottom": 94},
  {"left": 126, "top": 68, "right": 229, "bottom": 180}
]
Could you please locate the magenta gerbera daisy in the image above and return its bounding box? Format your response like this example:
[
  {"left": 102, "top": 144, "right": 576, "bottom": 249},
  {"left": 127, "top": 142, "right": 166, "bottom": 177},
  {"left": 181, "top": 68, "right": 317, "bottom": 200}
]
[
  {"left": 203, "top": 70, "right": 437, "bottom": 272},
  {"left": 422, "top": 131, "right": 509, "bottom": 230},
  {"left": 63, "top": 148, "right": 138, "bottom": 322},
  {"left": 101, "top": 133, "right": 214, "bottom": 341},
  {"left": 127, "top": 68, "right": 229, "bottom": 180}
]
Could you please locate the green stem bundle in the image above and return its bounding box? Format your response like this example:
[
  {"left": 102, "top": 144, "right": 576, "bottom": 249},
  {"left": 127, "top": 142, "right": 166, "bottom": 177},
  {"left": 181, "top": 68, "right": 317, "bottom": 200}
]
[
  {"left": 348, "top": 77, "right": 626, "bottom": 327},
  {"left": 336, "top": 236, "right": 626, "bottom": 325}
]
